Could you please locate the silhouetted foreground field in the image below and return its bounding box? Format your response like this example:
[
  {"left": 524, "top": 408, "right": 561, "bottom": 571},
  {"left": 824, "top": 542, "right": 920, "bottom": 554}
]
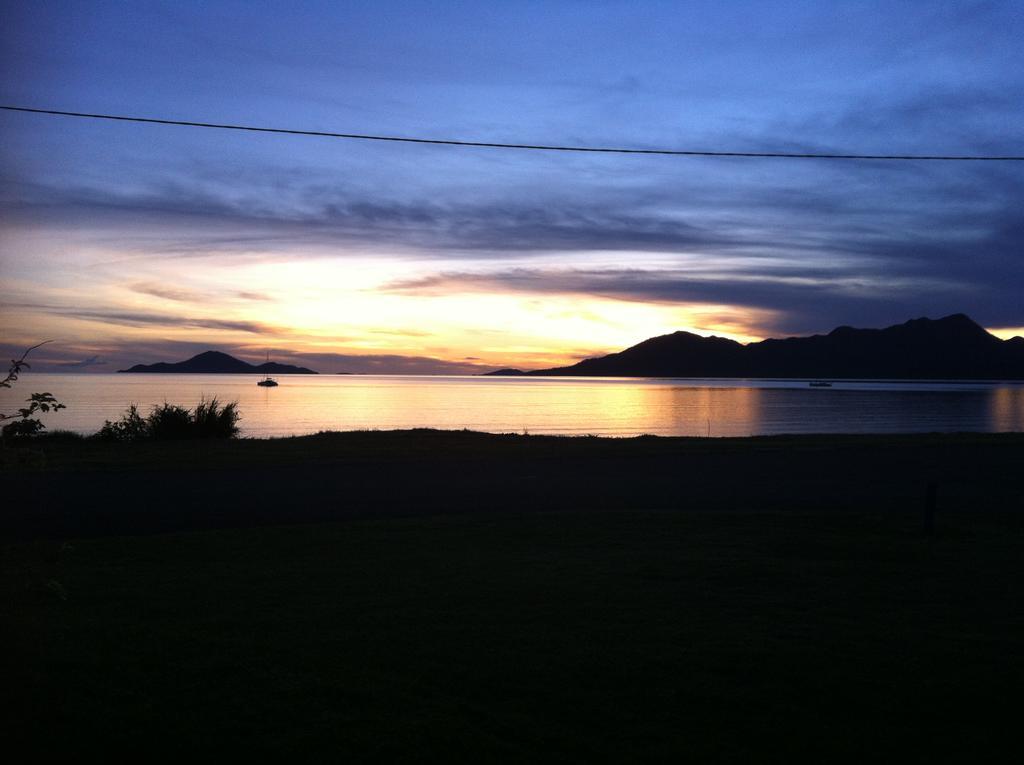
[{"left": 3, "top": 431, "right": 1023, "bottom": 760}]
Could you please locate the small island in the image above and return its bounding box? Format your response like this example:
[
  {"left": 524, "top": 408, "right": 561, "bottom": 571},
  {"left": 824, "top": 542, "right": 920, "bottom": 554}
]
[{"left": 118, "top": 350, "right": 317, "bottom": 374}]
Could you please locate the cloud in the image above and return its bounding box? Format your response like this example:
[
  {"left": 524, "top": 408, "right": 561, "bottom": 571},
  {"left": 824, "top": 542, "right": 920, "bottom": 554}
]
[
  {"left": 383, "top": 258, "right": 1019, "bottom": 337},
  {"left": 130, "top": 283, "right": 274, "bottom": 304},
  {"left": 0, "top": 174, "right": 738, "bottom": 257},
  {"left": 6, "top": 300, "right": 282, "bottom": 335},
  {"left": 57, "top": 355, "right": 107, "bottom": 368},
  {"left": 130, "top": 282, "right": 205, "bottom": 302},
  {"left": 367, "top": 328, "right": 433, "bottom": 337}
]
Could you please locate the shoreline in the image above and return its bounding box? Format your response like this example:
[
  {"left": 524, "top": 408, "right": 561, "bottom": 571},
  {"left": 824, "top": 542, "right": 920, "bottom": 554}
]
[{"left": 4, "top": 429, "right": 1022, "bottom": 538}]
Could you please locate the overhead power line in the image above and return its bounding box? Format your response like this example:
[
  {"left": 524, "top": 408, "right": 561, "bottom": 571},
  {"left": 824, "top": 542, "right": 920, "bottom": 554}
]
[{"left": 2, "top": 104, "right": 1022, "bottom": 161}]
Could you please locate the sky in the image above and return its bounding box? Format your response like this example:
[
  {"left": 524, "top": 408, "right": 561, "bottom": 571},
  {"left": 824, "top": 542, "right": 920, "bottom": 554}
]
[{"left": 1, "top": 0, "right": 1023, "bottom": 373}]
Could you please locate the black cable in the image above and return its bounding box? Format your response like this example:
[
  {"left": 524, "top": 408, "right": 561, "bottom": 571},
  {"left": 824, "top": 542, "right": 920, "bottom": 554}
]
[{"left": 2, "top": 105, "right": 1022, "bottom": 161}]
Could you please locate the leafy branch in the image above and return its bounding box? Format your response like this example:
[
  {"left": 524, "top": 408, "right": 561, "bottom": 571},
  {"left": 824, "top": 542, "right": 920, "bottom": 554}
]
[
  {"left": 1, "top": 341, "right": 65, "bottom": 441},
  {"left": 1, "top": 340, "right": 53, "bottom": 389}
]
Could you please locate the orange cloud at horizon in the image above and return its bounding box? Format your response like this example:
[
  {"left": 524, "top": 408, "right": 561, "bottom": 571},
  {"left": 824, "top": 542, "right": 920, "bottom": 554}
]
[
  {"left": 2, "top": 251, "right": 778, "bottom": 371},
  {"left": 14, "top": 242, "right": 1019, "bottom": 373}
]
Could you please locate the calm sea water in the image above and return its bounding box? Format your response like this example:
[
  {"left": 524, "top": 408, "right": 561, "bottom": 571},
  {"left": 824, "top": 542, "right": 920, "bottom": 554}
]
[{"left": 3, "top": 373, "right": 1023, "bottom": 438}]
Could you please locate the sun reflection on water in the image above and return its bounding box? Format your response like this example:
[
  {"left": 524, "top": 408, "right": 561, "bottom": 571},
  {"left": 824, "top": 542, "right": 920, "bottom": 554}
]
[{"left": 4, "top": 374, "right": 1023, "bottom": 438}]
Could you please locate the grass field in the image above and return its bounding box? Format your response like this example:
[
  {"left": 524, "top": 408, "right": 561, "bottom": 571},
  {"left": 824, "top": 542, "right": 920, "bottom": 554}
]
[{"left": 3, "top": 431, "right": 1023, "bottom": 760}]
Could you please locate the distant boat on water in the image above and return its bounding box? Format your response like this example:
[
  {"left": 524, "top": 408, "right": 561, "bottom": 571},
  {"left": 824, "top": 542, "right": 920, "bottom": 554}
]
[
  {"left": 809, "top": 381, "right": 833, "bottom": 388},
  {"left": 257, "top": 351, "right": 279, "bottom": 387}
]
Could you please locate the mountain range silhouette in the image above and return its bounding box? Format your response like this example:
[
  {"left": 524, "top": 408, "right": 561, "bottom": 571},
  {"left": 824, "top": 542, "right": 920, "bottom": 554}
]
[
  {"left": 119, "top": 351, "right": 317, "bottom": 374},
  {"left": 489, "top": 314, "right": 1024, "bottom": 379}
]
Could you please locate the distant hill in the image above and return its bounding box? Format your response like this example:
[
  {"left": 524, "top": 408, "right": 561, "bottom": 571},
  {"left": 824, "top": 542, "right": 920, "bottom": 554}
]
[
  {"left": 487, "top": 314, "right": 1024, "bottom": 379},
  {"left": 119, "top": 351, "right": 317, "bottom": 374}
]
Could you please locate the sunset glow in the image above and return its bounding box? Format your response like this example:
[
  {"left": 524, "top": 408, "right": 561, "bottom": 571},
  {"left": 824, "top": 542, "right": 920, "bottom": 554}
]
[
  {"left": 2, "top": 2, "right": 1022, "bottom": 372},
  {"left": 1, "top": 242, "right": 774, "bottom": 372}
]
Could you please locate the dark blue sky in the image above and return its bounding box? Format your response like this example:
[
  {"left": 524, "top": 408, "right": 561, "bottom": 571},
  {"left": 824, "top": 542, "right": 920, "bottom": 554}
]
[{"left": 2, "top": 1, "right": 1022, "bottom": 371}]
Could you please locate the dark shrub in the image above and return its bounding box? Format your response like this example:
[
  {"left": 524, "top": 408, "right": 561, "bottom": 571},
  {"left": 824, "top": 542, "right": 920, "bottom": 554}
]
[
  {"left": 146, "top": 403, "right": 194, "bottom": 440},
  {"left": 38, "top": 430, "right": 85, "bottom": 442},
  {"left": 2, "top": 417, "right": 46, "bottom": 439},
  {"left": 96, "top": 399, "right": 240, "bottom": 441},
  {"left": 98, "top": 404, "right": 148, "bottom": 442},
  {"left": 192, "top": 398, "right": 240, "bottom": 439}
]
